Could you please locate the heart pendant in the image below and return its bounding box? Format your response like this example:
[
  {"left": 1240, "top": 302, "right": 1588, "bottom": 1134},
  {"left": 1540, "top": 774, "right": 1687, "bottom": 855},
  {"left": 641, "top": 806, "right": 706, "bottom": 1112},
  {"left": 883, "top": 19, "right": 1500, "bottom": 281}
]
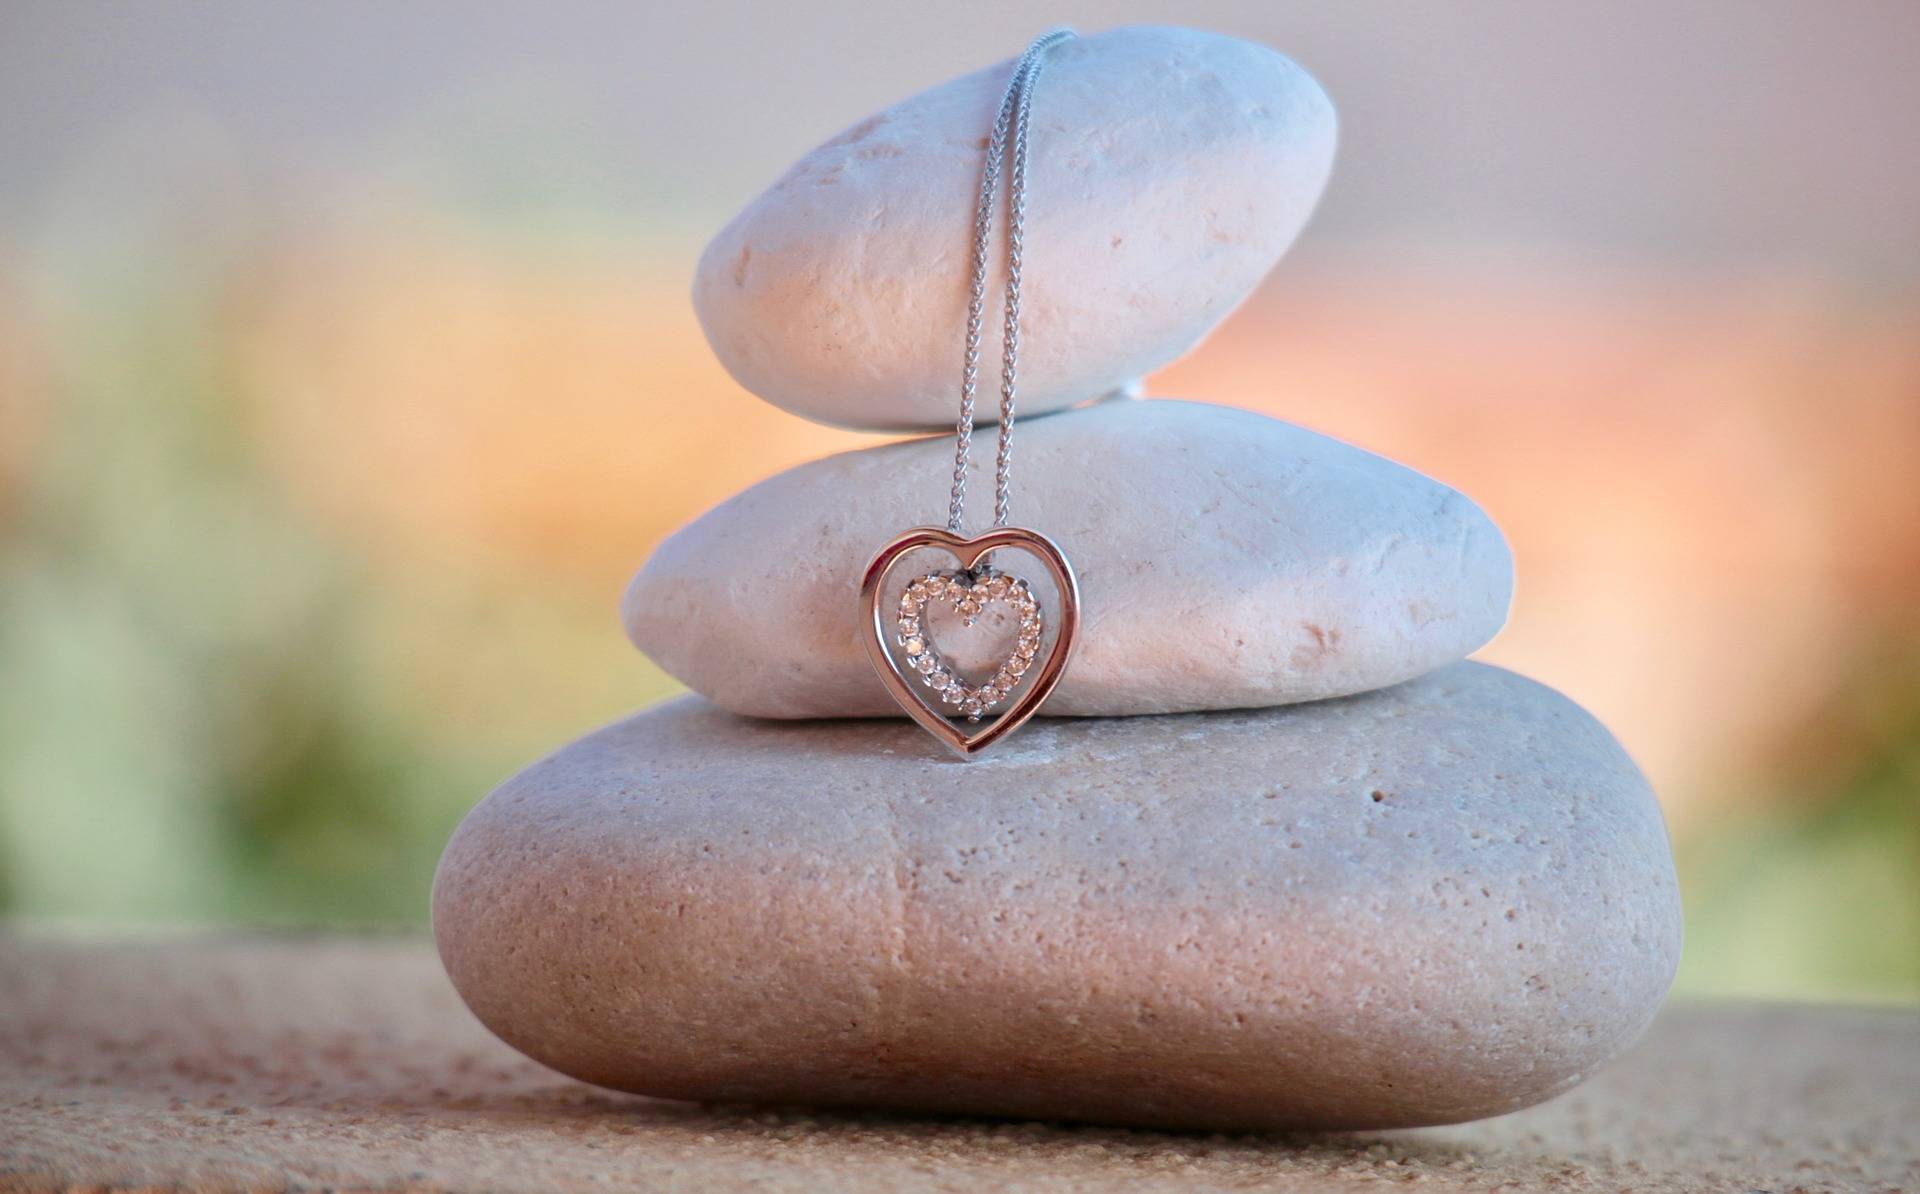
[{"left": 859, "top": 526, "right": 1080, "bottom": 757}]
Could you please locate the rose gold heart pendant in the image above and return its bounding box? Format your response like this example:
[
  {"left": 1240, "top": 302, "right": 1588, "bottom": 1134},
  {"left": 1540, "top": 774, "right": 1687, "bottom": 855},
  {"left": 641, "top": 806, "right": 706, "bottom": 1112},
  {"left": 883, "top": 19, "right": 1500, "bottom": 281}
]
[{"left": 859, "top": 526, "right": 1080, "bottom": 757}]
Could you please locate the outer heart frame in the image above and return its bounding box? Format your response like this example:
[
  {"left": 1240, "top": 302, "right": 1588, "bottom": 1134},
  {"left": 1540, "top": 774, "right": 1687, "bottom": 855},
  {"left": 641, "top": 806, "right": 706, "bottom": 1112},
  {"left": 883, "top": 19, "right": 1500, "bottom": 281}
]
[{"left": 859, "top": 526, "right": 1081, "bottom": 758}]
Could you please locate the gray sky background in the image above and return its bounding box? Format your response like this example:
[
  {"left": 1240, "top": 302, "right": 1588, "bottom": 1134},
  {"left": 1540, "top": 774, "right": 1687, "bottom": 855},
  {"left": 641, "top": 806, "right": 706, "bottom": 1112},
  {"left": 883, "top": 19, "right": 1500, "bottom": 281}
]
[{"left": 2, "top": 0, "right": 1917, "bottom": 287}]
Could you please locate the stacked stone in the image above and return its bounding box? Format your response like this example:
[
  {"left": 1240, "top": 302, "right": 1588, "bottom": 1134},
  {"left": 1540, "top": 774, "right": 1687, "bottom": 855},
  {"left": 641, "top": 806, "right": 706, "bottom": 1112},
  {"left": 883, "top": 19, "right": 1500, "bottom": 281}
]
[{"left": 434, "top": 27, "right": 1681, "bottom": 1132}]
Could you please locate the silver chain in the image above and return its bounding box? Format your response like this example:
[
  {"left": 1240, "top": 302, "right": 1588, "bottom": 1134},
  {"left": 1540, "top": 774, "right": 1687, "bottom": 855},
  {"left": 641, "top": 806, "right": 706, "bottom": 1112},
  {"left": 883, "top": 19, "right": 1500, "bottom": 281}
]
[{"left": 947, "top": 28, "right": 1073, "bottom": 540}]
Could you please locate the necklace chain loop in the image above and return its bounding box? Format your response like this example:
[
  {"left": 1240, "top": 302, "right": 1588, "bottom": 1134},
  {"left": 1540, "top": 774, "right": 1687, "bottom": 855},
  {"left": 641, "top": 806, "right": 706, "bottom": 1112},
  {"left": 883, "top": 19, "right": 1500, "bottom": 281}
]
[{"left": 947, "top": 28, "right": 1074, "bottom": 540}]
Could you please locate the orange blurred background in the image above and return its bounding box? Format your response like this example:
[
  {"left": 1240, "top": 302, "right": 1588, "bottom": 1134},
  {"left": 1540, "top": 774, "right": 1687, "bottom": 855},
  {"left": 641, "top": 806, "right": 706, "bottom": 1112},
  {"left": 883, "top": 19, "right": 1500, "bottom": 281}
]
[{"left": 0, "top": 2, "right": 1914, "bottom": 1000}]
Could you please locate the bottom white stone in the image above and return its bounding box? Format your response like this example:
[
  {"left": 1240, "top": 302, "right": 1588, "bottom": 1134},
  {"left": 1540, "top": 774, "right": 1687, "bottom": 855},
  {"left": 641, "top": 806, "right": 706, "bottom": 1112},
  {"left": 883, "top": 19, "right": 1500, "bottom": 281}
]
[{"left": 433, "top": 662, "right": 1681, "bottom": 1131}]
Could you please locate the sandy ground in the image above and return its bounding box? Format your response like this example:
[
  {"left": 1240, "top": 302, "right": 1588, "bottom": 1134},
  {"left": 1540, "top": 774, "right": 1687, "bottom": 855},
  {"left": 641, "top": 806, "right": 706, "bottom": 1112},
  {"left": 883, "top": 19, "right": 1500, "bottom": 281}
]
[{"left": 0, "top": 932, "right": 1914, "bottom": 1192}]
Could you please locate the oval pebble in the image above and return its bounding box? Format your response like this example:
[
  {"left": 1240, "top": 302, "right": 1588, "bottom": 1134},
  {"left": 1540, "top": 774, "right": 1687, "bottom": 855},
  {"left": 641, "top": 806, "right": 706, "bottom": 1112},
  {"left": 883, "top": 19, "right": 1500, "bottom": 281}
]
[
  {"left": 622, "top": 399, "right": 1513, "bottom": 719},
  {"left": 694, "top": 25, "right": 1337, "bottom": 430},
  {"left": 433, "top": 662, "right": 1683, "bottom": 1131}
]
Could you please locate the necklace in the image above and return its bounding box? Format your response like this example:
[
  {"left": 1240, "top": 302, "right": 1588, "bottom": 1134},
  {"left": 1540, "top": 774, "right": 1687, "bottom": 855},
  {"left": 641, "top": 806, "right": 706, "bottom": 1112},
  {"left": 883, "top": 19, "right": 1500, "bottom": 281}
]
[{"left": 859, "top": 29, "right": 1083, "bottom": 758}]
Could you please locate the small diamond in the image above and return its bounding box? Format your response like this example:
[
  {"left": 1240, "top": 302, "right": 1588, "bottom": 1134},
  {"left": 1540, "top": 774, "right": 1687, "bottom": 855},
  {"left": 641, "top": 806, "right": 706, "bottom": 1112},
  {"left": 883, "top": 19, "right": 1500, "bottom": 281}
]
[
  {"left": 896, "top": 618, "right": 920, "bottom": 640},
  {"left": 1008, "top": 656, "right": 1031, "bottom": 677},
  {"left": 957, "top": 599, "right": 981, "bottom": 618},
  {"left": 914, "top": 654, "right": 938, "bottom": 674},
  {"left": 902, "top": 636, "right": 925, "bottom": 656},
  {"left": 978, "top": 686, "right": 1003, "bottom": 704},
  {"left": 987, "top": 576, "right": 1010, "bottom": 597},
  {"left": 961, "top": 698, "right": 984, "bottom": 717},
  {"left": 941, "top": 686, "right": 964, "bottom": 705},
  {"left": 923, "top": 576, "right": 946, "bottom": 596},
  {"left": 930, "top": 668, "right": 953, "bottom": 690},
  {"left": 899, "top": 596, "right": 919, "bottom": 615}
]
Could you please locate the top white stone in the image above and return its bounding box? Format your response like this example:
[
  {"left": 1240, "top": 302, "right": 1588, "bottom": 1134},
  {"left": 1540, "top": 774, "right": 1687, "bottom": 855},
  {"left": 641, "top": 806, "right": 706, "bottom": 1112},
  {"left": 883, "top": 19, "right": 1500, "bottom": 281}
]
[{"left": 694, "top": 26, "right": 1337, "bottom": 431}]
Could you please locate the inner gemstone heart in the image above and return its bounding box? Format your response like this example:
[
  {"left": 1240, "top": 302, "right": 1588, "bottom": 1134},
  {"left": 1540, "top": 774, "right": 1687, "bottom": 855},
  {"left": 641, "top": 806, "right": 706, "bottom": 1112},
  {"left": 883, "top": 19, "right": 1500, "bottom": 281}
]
[{"left": 895, "top": 568, "right": 1044, "bottom": 723}]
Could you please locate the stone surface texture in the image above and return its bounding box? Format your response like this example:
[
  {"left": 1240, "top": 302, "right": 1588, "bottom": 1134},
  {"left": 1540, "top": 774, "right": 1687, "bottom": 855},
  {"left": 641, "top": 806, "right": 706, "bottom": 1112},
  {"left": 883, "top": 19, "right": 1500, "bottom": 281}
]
[
  {"left": 624, "top": 399, "right": 1512, "bottom": 720},
  {"left": 433, "top": 663, "right": 1681, "bottom": 1132},
  {"left": 5, "top": 935, "right": 1916, "bottom": 1194},
  {"left": 693, "top": 26, "right": 1337, "bottom": 430}
]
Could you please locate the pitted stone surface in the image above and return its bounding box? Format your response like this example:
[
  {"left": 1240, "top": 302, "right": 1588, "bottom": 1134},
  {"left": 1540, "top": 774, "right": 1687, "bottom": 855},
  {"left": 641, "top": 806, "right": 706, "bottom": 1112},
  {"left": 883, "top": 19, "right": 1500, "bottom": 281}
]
[{"left": 433, "top": 663, "right": 1682, "bottom": 1131}]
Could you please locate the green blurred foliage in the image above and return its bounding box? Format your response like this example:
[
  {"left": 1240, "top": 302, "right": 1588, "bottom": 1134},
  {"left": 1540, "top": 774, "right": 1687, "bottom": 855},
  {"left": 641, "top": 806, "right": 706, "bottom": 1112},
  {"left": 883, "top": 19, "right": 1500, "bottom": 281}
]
[
  {"left": 0, "top": 135, "right": 673, "bottom": 925},
  {"left": 1674, "top": 643, "right": 1920, "bottom": 1002},
  {"left": 0, "top": 217, "right": 456, "bottom": 925}
]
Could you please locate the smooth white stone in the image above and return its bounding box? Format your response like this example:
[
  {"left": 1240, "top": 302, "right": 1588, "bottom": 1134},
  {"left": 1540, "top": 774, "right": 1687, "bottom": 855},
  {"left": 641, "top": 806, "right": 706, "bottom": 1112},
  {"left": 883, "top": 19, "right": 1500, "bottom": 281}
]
[
  {"left": 694, "top": 26, "right": 1337, "bottom": 431},
  {"left": 623, "top": 400, "right": 1512, "bottom": 719},
  {"left": 433, "top": 663, "right": 1682, "bottom": 1131}
]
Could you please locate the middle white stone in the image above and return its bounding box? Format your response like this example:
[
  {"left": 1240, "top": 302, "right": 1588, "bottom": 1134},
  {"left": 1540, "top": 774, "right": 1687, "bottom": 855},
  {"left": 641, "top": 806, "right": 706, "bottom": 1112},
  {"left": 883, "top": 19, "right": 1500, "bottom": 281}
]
[{"left": 624, "top": 400, "right": 1513, "bottom": 720}]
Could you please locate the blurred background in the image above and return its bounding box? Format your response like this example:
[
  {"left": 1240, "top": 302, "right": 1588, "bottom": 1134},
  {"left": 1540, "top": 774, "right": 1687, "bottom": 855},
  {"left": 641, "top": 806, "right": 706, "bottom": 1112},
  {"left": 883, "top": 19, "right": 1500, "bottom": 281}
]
[{"left": 0, "top": 2, "right": 1914, "bottom": 1002}]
